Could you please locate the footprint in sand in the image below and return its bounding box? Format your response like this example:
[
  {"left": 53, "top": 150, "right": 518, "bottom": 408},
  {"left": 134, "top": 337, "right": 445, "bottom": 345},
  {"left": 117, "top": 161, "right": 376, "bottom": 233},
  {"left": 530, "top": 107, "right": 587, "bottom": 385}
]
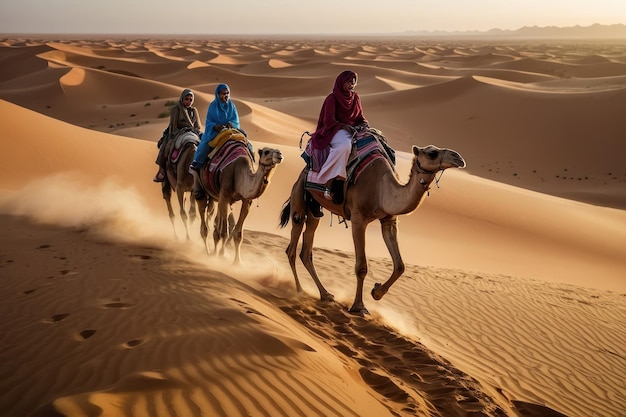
[
  {"left": 103, "top": 302, "right": 134, "bottom": 309},
  {"left": 358, "top": 367, "right": 409, "bottom": 402},
  {"left": 125, "top": 339, "right": 144, "bottom": 348},
  {"left": 43, "top": 313, "right": 70, "bottom": 323},
  {"left": 78, "top": 329, "right": 97, "bottom": 340},
  {"left": 129, "top": 254, "right": 152, "bottom": 260}
]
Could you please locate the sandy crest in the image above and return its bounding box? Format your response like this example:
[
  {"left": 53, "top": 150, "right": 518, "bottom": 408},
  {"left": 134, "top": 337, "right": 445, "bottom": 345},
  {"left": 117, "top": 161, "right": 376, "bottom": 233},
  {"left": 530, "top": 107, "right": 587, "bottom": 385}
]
[{"left": 1, "top": 37, "right": 625, "bottom": 417}]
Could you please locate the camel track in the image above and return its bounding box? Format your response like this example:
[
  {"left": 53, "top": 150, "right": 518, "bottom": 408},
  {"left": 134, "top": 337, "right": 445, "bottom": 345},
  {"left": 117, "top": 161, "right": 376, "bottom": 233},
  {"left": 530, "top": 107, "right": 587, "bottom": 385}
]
[{"left": 279, "top": 299, "right": 508, "bottom": 417}]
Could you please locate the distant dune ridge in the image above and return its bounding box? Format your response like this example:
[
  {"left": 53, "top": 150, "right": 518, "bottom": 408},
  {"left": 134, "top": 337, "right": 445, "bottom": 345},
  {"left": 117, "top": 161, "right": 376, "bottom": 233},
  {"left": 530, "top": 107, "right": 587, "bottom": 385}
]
[
  {"left": 0, "top": 35, "right": 625, "bottom": 417},
  {"left": 398, "top": 23, "right": 626, "bottom": 39}
]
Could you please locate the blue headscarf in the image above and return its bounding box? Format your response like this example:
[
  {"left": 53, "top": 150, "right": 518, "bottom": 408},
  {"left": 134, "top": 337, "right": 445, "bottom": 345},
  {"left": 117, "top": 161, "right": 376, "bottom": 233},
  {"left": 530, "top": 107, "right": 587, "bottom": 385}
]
[{"left": 202, "top": 83, "right": 240, "bottom": 141}]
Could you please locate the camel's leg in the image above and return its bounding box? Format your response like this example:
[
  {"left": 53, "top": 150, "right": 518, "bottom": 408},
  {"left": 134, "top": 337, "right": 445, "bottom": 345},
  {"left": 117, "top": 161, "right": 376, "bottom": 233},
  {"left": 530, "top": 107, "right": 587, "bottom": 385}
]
[
  {"left": 349, "top": 221, "right": 369, "bottom": 314},
  {"left": 285, "top": 208, "right": 305, "bottom": 293},
  {"left": 176, "top": 185, "right": 191, "bottom": 240},
  {"left": 300, "top": 214, "right": 334, "bottom": 302},
  {"left": 224, "top": 209, "right": 236, "bottom": 247},
  {"left": 189, "top": 194, "right": 197, "bottom": 229},
  {"left": 204, "top": 198, "right": 216, "bottom": 254},
  {"left": 371, "top": 216, "right": 405, "bottom": 301},
  {"left": 284, "top": 172, "right": 308, "bottom": 293},
  {"left": 231, "top": 200, "right": 251, "bottom": 265},
  {"left": 162, "top": 181, "right": 177, "bottom": 238},
  {"left": 213, "top": 197, "right": 230, "bottom": 258},
  {"left": 196, "top": 196, "right": 212, "bottom": 254}
]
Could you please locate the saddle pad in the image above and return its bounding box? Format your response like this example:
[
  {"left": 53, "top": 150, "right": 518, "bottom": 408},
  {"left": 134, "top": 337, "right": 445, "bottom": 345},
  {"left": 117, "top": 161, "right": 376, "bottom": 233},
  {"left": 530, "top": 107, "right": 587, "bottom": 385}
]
[
  {"left": 208, "top": 128, "right": 246, "bottom": 158},
  {"left": 302, "top": 132, "right": 395, "bottom": 187},
  {"left": 174, "top": 130, "right": 200, "bottom": 150},
  {"left": 204, "top": 141, "right": 250, "bottom": 196},
  {"left": 170, "top": 142, "right": 195, "bottom": 164}
]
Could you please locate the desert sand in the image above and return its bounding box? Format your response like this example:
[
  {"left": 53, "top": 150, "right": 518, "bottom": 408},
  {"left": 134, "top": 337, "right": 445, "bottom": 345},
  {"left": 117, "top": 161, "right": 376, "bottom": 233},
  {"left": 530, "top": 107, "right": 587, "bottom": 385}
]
[{"left": 0, "top": 35, "right": 625, "bottom": 417}]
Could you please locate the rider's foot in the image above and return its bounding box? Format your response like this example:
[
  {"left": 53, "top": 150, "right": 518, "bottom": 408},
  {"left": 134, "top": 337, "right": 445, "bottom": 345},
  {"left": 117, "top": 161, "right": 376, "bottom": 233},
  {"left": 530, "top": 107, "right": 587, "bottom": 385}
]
[
  {"left": 153, "top": 169, "right": 165, "bottom": 182},
  {"left": 331, "top": 179, "right": 345, "bottom": 205},
  {"left": 188, "top": 162, "right": 200, "bottom": 175},
  {"left": 306, "top": 191, "right": 324, "bottom": 218}
]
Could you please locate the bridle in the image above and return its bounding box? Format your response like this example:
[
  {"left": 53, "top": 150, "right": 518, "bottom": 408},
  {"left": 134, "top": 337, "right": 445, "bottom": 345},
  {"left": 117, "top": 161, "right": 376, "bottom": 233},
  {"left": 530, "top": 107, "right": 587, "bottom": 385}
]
[
  {"left": 416, "top": 157, "right": 446, "bottom": 192},
  {"left": 258, "top": 152, "right": 281, "bottom": 184}
]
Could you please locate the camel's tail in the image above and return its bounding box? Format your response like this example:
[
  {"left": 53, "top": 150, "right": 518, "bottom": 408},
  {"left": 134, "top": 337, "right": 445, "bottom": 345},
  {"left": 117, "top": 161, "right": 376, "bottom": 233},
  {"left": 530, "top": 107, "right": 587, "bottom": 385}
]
[{"left": 279, "top": 199, "right": 291, "bottom": 228}]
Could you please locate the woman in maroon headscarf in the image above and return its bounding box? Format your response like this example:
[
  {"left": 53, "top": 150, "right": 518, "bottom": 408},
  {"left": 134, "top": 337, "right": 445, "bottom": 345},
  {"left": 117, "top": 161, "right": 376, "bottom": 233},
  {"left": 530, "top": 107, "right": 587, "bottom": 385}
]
[{"left": 308, "top": 70, "right": 368, "bottom": 202}]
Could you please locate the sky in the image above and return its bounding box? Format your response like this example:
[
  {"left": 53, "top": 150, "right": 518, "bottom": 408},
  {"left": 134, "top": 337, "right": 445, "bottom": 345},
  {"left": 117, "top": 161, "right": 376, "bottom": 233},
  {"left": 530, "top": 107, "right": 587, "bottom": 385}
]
[{"left": 1, "top": 0, "right": 624, "bottom": 35}]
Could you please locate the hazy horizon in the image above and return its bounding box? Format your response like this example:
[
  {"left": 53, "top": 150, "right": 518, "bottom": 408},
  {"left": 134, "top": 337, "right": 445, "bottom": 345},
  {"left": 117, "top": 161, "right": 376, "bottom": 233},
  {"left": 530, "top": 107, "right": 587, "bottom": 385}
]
[{"left": 1, "top": 0, "right": 624, "bottom": 35}]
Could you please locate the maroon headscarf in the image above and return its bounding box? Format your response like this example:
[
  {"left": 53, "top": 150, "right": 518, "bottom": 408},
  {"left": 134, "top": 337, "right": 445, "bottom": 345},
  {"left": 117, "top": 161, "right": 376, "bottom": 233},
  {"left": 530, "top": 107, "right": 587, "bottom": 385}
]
[{"left": 311, "top": 70, "right": 367, "bottom": 150}]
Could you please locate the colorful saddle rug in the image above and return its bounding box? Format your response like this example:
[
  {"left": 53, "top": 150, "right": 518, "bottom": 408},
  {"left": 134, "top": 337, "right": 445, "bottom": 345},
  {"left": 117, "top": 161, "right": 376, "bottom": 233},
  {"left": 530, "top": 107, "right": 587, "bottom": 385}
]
[
  {"left": 170, "top": 130, "right": 199, "bottom": 163},
  {"left": 301, "top": 128, "right": 396, "bottom": 192},
  {"left": 207, "top": 128, "right": 247, "bottom": 159},
  {"left": 346, "top": 129, "right": 396, "bottom": 183},
  {"left": 203, "top": 140, "right": 253, "bottom": 196}
]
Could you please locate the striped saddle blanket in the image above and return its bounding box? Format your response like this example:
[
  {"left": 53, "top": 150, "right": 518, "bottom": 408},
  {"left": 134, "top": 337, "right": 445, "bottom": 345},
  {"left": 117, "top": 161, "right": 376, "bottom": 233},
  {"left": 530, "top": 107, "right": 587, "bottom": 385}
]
[{"left": 203, "top": 140, "right": 253, "bottom": 196}]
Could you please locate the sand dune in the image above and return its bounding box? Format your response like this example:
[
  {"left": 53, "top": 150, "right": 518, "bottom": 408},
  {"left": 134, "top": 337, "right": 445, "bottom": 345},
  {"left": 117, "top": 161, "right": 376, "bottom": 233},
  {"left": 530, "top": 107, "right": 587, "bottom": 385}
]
[{"left": 1, "top": 36, "right": 625, "bottom": 417}]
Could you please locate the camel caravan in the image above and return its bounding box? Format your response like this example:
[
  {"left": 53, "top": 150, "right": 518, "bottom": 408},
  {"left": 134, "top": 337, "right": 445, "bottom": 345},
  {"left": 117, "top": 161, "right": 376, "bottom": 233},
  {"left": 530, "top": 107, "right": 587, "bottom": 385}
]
[
  {"left": 155, "top": 82, "right": 465, "bottom": 315},
  {"left": 156, "top": 123, "right": 283, "bottom": 262}
]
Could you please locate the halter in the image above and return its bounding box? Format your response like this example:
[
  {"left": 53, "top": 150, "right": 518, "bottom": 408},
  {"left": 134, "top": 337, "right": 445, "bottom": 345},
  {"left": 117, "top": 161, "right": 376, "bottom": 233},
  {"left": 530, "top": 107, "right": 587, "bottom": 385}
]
[
  {"left": 255, "top": 154, "right": 279, "bottom": 207},
  {"left": 258, "top": 152, "right": 281, "bottom": 184},
  {"left": 416, "top": 157, "right": 446, "bottom": 193}
]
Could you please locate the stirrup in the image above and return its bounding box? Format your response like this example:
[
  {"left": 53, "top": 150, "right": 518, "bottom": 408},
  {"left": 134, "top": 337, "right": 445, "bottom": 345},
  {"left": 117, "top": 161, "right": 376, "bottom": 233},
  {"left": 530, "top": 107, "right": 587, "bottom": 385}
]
[
  {"left": 323, "top": 188, "right": 332, "bottom": 200},
  {"left": 189, "top": 164, "right": 200, "bottom": 175},
  {"left": 153, "top": 171, "right": 165, "bottom": 182}
]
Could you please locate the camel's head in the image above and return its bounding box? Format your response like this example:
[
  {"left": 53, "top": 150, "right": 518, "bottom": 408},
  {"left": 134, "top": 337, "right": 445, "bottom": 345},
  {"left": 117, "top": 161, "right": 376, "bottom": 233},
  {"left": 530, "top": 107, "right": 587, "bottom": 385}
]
[
  {"left": 412, "top": 145, "right": 466, "bottom": 172},
  {"left": 257, "top": 147, "right": 284, "bottom": 167}
]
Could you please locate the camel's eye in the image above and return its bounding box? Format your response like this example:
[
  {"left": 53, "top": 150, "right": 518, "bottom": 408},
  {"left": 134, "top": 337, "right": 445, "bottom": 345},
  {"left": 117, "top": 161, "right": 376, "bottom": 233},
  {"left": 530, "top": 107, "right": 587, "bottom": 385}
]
[
  {"left": 426, "top": 150, "right": 439, "bottom": 159},
  {"left": 263, "top": 150, "right": 270, "bottom": 156}
]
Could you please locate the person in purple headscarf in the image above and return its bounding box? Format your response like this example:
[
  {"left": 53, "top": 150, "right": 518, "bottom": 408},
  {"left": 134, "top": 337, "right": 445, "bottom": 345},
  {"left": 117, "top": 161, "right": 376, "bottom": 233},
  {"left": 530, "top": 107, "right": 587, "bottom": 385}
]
[{"left": 308, "top": 70, "right": 368, "bottom": 204}]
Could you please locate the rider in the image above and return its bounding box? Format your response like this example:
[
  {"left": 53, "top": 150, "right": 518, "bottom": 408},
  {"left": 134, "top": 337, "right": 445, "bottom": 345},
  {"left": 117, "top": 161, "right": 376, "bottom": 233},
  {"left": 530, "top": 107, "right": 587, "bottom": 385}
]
[
  {"left": 189, "top": 83, "right": 242, "bottom": 173},
  {"left": 306, "top": 70, "right": 368, "bottom": 213},
  {"left": 154, "top": 88, "right": 202, "bottom": 182}
]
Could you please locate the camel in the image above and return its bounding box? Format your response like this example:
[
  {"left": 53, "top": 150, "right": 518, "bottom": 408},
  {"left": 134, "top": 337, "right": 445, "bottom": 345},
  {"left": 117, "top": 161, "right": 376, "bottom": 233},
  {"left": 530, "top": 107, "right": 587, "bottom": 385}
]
[
  {"left": 194, "top": 139, "right": 284, "bottom": 264},
  {"left": 279, "top": 144, "right": 466, "bottom": 315},
  {"left": 161, "top": 133, "right": 199, "bottom": 240}
]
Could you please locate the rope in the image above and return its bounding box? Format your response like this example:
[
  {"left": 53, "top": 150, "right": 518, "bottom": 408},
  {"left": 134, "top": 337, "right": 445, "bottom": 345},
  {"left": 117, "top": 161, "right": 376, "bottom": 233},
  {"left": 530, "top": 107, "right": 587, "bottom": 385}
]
[{"left": 299, "top": 131, "right": 312, "bottom": 149}]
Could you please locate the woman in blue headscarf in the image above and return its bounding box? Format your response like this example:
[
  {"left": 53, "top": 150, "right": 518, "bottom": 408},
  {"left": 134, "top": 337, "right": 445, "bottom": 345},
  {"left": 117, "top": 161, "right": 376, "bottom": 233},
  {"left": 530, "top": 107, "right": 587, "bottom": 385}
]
[{"left": 190, "top": 83, "right": 241, "bottom": 170}]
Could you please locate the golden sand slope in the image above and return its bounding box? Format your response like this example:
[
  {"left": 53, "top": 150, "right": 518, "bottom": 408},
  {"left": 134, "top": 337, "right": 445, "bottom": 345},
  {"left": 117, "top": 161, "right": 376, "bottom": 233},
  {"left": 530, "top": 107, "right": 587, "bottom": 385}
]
[{"left": 1, "top": 37, "right": 625, "bottom": 417}]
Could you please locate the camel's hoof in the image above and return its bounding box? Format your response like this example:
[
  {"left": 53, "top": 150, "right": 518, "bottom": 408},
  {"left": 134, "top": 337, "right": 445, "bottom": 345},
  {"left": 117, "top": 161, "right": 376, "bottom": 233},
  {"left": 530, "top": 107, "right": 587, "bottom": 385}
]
[
  {"left": 320, "top": 293, "right": 335, "bottom": 302},
  {"left": 348, "top": 306, "right": 370, "bottom": 316},
  {"left": 371, "top": 283, "right": 385, "bottom": 300}
]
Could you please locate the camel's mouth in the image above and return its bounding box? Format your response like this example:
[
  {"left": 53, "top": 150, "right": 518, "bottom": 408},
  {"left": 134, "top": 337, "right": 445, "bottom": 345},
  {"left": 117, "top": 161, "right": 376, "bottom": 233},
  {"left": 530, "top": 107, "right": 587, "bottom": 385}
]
[
  {"left": 273, "top": 153, "right": 284, "bottom": 164},
  {"left": 451, "top": 152, "right": 466, "bottom": 169}
]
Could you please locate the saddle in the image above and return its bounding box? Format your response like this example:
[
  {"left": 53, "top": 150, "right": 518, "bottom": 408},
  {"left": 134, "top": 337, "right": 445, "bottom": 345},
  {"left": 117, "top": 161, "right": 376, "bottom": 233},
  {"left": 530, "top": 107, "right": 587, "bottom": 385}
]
[
  {"left": 203, "top": 140, "right": 253, "bottom": 196},
  {"left": 346, "top": 128, "right": 396, "bottom": 182},
  {"left": 207, "top": 128, "right": 247, "bottom": 159},
  {"left": 301, "top": 128, "right": 396, "bottom": 190},
  {"left": 169, "top": 130, "right": 200, "bottom": 163}
]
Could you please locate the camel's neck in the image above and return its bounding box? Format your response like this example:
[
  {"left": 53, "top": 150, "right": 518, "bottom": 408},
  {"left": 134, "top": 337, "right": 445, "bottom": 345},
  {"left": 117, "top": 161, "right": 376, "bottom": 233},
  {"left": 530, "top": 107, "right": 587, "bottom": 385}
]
[
  {"left": 237, "top": 161, "right": 273, "bottom": 200},
  {"left": 383, "top": 164, "right": 437, "bottom": 216}
]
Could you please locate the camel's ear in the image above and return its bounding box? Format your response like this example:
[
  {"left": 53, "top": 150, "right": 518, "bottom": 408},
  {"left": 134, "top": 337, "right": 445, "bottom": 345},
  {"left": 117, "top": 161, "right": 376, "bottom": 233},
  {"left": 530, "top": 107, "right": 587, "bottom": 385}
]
[{"left": 412, "top": 145, "right": 419, "bottom": 156}]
